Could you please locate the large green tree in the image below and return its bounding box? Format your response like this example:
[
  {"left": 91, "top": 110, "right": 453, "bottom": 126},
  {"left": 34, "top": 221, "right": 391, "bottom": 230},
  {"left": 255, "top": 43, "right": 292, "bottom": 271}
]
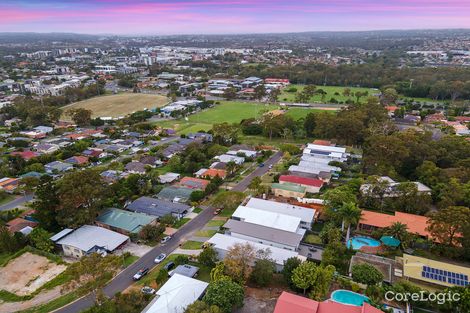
[{"left": 203, "top": 279, "right": 244, "bottom": 313}]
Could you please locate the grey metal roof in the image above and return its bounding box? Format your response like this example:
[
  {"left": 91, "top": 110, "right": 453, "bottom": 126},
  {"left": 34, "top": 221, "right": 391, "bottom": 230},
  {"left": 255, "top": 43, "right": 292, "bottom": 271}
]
[
  {"left": 126, "top": 197, "right": 190, "bottom": 217},
  {"left": 50, "top": 228, "right": 74, "bottom": 242},
  {"left": 56, "top": 225, "right": 129, "bottom": 253},
  {"left": 169, "top": 264, "right": 199, "bottom": 278},
  {"left": 223, "top": 219, "right": 303, "bottom": 248},
  {"left": 157, "top": 186, "right": 193, "bottom": 202}
]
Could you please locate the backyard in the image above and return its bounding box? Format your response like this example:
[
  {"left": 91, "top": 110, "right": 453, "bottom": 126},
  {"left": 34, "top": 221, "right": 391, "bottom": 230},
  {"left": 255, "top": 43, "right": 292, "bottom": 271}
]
[{"left": 279, "top": 84, "right": 380, "bottom": 103}]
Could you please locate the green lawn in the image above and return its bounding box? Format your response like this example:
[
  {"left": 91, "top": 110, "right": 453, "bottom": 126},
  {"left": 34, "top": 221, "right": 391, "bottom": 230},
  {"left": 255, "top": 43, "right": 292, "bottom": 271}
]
[
  {"left": 21, "top": 292, "right": 78, "bottom": 313},
  {"left": 122, "top": 254, "right": 139, "bottom": 267},
  {"left": 303, "top": 234, "right": 323, "bottom": 245},
  {"left": 195, "top": 229, "right": 217, "bottom": 237},
  {"left": 206, "top": 220, "right": 226, "bottom": 227},
  {"left": 181, "top": 241, "right": 204, "bottom": 250},
  {"left": 280, "top": 84, "right": 379, "bottom": 104},
  {"left": 155, "top": 101, "right": 331, "bottom": 135},
  {"left": 173, "top": 218, "right": 190, "bottom": 229},
  {"left": 192, "top": 207, "right": 203, "bottom": 214},
  {"left": 0, "top": 194, "right": 15, "bottom": 206}
]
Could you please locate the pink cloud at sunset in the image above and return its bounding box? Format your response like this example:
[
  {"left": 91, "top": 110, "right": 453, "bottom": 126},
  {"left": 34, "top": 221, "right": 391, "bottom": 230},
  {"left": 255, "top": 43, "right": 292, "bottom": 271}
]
[{"left": 0, "top": 0, "right": 469, "bottom": 34}]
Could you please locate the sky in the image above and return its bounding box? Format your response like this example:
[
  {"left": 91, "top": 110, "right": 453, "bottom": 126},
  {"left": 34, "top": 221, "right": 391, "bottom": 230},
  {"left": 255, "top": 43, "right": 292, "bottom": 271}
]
[{"left": 1, "top": 0, "right": 470, "bottom": 35}]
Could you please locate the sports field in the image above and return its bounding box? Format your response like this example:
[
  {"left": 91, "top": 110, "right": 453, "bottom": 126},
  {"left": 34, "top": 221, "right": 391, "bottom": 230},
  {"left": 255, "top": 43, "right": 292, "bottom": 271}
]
[
  {"left": 156, "top": 101, "right": 334, "bottom": 134},
  {"left": 280, "top": 84, "right": 379, "bottom": 103},
  {"left": 62, "top": 93, "right": 169, "bottom": 119}
]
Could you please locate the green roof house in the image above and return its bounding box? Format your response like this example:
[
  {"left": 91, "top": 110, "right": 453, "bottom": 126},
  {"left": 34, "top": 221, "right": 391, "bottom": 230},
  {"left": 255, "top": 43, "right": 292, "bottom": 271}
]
[{"left": 96, "top": 208, "right": 157, "bottom": 234}]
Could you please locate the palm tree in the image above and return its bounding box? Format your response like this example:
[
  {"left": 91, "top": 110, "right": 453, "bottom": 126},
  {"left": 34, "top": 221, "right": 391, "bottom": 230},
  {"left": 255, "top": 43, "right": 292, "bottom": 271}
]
[
  {"left": 338, "top": 202, "right": 362, "bottom": 244},
  {"left": 384, "top": 222, "right": 409, "bottom": 247}
]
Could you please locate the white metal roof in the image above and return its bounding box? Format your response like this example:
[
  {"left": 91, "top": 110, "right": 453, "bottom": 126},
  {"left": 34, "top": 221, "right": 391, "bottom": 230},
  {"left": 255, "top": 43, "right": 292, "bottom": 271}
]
[
  {"left": 245, "top": 198, "right": 315, "bottom": 225},
  {"left": 56, "top": 225, "right": 129, "bottom": 253},
  {"left": 306, "top": 143, "right": 346, "bottom": 154},
  {"left": 232, "top": 206, "right": 301, "bottom": 233},
  {"left": 208, "top": 233, "right": 303, "bottom": 266},
  {"left": 141, "top": 274, "right": 208, "bottom": 313}
]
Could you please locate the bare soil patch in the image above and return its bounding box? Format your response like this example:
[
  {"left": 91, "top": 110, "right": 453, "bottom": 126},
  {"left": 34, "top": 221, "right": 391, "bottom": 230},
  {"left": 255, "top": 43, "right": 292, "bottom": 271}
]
[{"left": 0, "top": 252, "right": 66, "bottom": 296}]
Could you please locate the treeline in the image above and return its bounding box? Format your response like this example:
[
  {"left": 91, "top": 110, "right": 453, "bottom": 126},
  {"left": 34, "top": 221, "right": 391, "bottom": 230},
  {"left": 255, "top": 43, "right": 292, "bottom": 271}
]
[
  {"left": 235, "top": 63, "right": 470, "bottom": 100},
  {"left": 1, "top": 82, "right": 105, "bottom": 127}
]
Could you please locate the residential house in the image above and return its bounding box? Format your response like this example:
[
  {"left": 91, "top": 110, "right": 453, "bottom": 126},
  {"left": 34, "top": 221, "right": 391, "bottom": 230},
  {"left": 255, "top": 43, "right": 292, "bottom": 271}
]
[
  {"left": 169, "top": 264, "right": 200, "bottom": 278},
  {"left": 402, "top": 254, "right": 469, "bottom": 288},
  {"left": 279, "top": 175, "right": 324, "bottom": 193},
  {"left": 34, "top": 143, "right": 60, "bottom": 154},
  {"left": 64, "top": 155, "right": 89, "bottom": 166},
  {"left": 245, "top": 198, "right": 316, "bottom": 230},
  {"left": 271, "top": 183, "right": 307, "bottom": 198},
  {"left": 360, "top": 176, "right": 431, "bottom": 197},
  {"left": 52, "top": 225, "right": 129, "bottom": 258},
  {"left": 215, "top": 154, "right": 244, "bottom": 165},
  {"left": 198, "top": 168, "right": 227, "bottom": 179},
  {"left": 126, "top": 197, "right": 190, "bottom": 219},
  {"left": 158, "top": 172, "right": 181, "bottom": 184},
  {"left": 141, "top": 274, "right": 208, "bottom": 313},
  {"left": 125, "top": 161, "right": 147, "bottom": 174},
  {"left": 273, "top": 291, "right": 382, "bottom": 313},
  {"left": 178, "top": 177, "right": 210, "bottom": 190},
  {"left": 157, "top": 186, "right": 194, "bottom": 203},
  {"left": 45, "top": 161, "right": 73, "bottom": 173},
  {"left": 96, "top": 208, "right": 157, "bottom": 235},
  {"left": 208, "top": 233, "right": 304, "bottom": 271},
  {"left": 82, "top": 148, "right": 107, "bottom": 159},
  {"left": 0, "top": 177, "right": 19, "bottom": 193},
  {"left": 100, "top": 170, "right": 122, "bottom": 183},
  {"left": 11, "top": 150, "right": 39, "bottom": 160},
  {"left": 187, "top": 132, "right": 213, "bottom": 142},
  {"left": 139, "top": 155, "right": 162, "bottom": 167},
  {"left": 223, "top": 219, "right": 303, "bottom": 251},
  {"left": 6, "top": 217, "right": 38, "bottom": 234}
]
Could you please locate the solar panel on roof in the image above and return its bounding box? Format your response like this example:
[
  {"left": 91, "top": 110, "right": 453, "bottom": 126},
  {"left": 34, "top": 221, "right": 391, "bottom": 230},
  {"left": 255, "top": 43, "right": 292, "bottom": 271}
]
[{"left": 422, "top": 266, "right": 468, "bottom": 286}]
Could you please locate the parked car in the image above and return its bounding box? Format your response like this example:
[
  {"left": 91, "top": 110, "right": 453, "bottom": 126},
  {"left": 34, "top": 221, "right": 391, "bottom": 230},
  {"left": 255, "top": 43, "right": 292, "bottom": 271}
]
[
  {"left": 258, "top": 163, "right": 265, "bottom": 167},
  {"left": 133, "top": 268, "right": 149, "bottom": 280},
  {"left": 163, "top": 261, "right": 175, "bottom": 271},
  {"left": 269, "top": 164, "right": 273, "bottom": 169},
  {"left": 141, "top": 286, "right": 156, "bottom": 295},
  {"left": 154, "top": 253, "right": 167, "bottom": 264},
  {"left": 160, "top": 236, "right": 172, "bottom": 244}
]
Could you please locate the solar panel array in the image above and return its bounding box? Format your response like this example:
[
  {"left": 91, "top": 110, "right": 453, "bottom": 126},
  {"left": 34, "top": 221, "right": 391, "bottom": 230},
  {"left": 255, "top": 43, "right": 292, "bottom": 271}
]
[{"left": 421, "top": 266, "right": 469, "bottom": 286}]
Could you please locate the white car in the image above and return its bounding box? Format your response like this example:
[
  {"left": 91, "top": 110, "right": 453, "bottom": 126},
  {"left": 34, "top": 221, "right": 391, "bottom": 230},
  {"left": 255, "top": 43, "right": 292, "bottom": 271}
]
[
  {"left": 154, "top": 253, "right": 167, "bottom": 264},
  {"left": 160, "top": 236, "right": 172, "bottom": 244},
  {"left": 141, "top": 286, "right": 156, "bottom": 295}
]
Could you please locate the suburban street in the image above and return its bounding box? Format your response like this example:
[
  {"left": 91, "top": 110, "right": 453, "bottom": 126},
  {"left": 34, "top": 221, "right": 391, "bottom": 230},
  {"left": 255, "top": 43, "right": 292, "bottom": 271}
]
[
  {"left": 54, "top": 151, "right": 282, "bottom": 313},
  {"left": 0, "top": 193, "right": 34, "bottom": 212}
]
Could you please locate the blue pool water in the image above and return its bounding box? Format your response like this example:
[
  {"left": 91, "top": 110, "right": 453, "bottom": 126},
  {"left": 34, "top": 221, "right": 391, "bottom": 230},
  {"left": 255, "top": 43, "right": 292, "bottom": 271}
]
[
  {"left": 347, "top": 236, "right": 381, "bottom": 250},
  {"left": 331, "top": 290, "right": 370, "bottom": 306}
]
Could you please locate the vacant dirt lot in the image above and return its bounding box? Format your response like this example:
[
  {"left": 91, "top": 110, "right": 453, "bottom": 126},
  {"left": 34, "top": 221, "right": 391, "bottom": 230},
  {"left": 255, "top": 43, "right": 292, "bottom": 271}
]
[
  {"left": 61, "top": 93, "right": 168, "bottom": 119},
  {"left": 0, "top": 252, "right": 66, "bottom": 296}
]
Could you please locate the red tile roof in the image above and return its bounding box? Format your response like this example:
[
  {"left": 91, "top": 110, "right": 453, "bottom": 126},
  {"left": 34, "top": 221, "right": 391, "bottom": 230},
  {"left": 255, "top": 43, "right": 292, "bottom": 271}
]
[
  {"left": 179, "top": 176, "right": 210, "bottom": 190},
  {"left": 6, "top": 217, "right": 38, "bottom": 233},
  {"left": 360, "top": 210, "right": 430, "bottom": 238},
  {"left": 11, "top": 150, "right": 39, "bottom": 160},
  {"left": 273, "top": 292, "right": 382, "bottom": 313},
  {"left": 279, "top": 175, "right": 324, "bottom": 187},
  {"left": 312, "top": 140, "right": 332, "bottom": 146},
  {"left": 203, "top": 168, "right": 227, "bottom": 179}
]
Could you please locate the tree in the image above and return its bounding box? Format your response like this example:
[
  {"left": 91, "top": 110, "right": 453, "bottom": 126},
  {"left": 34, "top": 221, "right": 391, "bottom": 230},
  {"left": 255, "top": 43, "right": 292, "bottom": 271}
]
[
  {"left": 351, "top": 263, "right": 384, "bottom": 285},
  {"left": 56, "top": 169, "right": 108, "bottom": 227},
  {"left": 28, "top": 227, "right": 54, "bottom": 252},
  {"left": 381, "top": 88, "right": 399, "bottom": 105},
  {"left": 342, "top": 88, "right": 351, "bottom": 97},
  {"left": 253, "top": 84, "right": 266, "bottom": 101},
  {"left": 321, "top": 241, "right": 350, "bottom": 272},
  {"left": 0, "top": 225, "right": 27, "bottom": 253},
  {"left": 65, "top": 253, "right": 123, "bottom": 296},
  {"left": 203, "top": 279, "right": 244, "bottom": 313},
  {"left": 292, "top": 261, "right": 317, "bottom": 294},
  {"left": 159, "top": 214, "right": 177, "bottom": 226},
  {"left": 323, "top": 186, "right": 357, "bottom": 221},
  {"left": 139, "top": 223, "right": 165, "bottom": 242},
  {"left": 155, "top": 268, "right": 168, "bottom": 285},
  {"left": 67, "top": 108, "right": 92, "bottom": 126},
  {"left": 282, "top": 257, "right": 302, "bottom": 287},
  {"left": 250, "top": 258, "right": 275, "bottom": 287},
  {"left": 319, "top": 223, "right": 342, "bottom": 244},
  {"left": 212, "top": 123, "right": 239, "bottom": 145},
  {"left": 338, "top": 202, "right": 362, "bottom": 244},
  {"left": 223, "top": 87, "right": 237, "bottom": 100},
  {"left": 210, "top": 262, "right": 230, "bottom": 282},
  {"left": 427, "top": 206, "right": 470, "bottom": 247},
  {"left": 360, "top": 176, "right": 391, "bottom": 211},
  {"left": 190, "top": 190, "right": 206, "bottom": 202},
  {"left": 384, "top": 222, "right": 409, "bottom": 248},
  {"left": 303, "top": 112, "right": 316, "bottom": 137},
  {"left": 185, "top": 301, "right": 222, "bottom": 313},
  {"left": 223, "top": 242, "right": 255, "bottom": 284},
  {"left": 309, "top": 265, "right": 335, "bottom": 301},
  {"left": 198, "top": 247, "right": 218, "bottom": 267},
  {"left": 248, "top": 176, "right": 262, "bottom": 195},
  {"left": 32, "top": 175, "right": 61, "bottom": 232},
  {"left": 268, "top": 88, "right": 280, "bottom": 103}
]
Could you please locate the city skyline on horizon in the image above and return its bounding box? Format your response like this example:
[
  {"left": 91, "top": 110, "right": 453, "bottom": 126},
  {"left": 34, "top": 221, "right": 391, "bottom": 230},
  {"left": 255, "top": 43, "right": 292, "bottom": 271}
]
[{"left": 1, "top": 0, "right": 470, "bottom": 35}]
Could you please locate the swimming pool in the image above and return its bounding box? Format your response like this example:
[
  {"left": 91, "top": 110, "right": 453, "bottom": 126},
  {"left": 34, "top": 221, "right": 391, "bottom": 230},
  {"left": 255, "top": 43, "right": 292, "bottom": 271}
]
[
  {"left": 331, "top": 289, "right": 370, "bottom": 306},
  {"left": 347, "top": 236, "right": 381, "bottom": 250}
]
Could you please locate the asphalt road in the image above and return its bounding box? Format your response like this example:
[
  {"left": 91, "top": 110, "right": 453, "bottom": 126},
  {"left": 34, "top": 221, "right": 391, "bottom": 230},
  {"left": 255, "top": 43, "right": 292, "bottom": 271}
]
[
  {"left": 54, "top": 150, "right": 282, "bottom": 313},
  {"left": 232, "top": 151, "right": 283, "bottom": 192},
  {"left": 0, "top": 193, "right": 34, "bottom": 211}
]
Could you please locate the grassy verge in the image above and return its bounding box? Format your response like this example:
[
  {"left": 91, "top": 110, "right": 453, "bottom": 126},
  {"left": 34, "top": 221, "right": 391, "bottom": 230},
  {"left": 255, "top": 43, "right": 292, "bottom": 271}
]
[
  {"left": 206, "top": 220, "right": 225, "bottom": 227},
  {"left": 181, "top": 241, "right": 204, "bottom": 250},
  {"left": 192, "top": 207, "right": 203, "bottom": 214},
  {"left": 195, "top": 230, "right": 217, "bottom": 238},
  {"left": 172, "top": 218, "right": 190, "bottom": 229},
  {"left": 0, "top": 290, "right": 32, "bottom": 302},
  {"left": 20, "top": 292, "right": 79, "bottom": 313},
  {"left": 122, "top": 254, "right": 139, "bottom": 268}
]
